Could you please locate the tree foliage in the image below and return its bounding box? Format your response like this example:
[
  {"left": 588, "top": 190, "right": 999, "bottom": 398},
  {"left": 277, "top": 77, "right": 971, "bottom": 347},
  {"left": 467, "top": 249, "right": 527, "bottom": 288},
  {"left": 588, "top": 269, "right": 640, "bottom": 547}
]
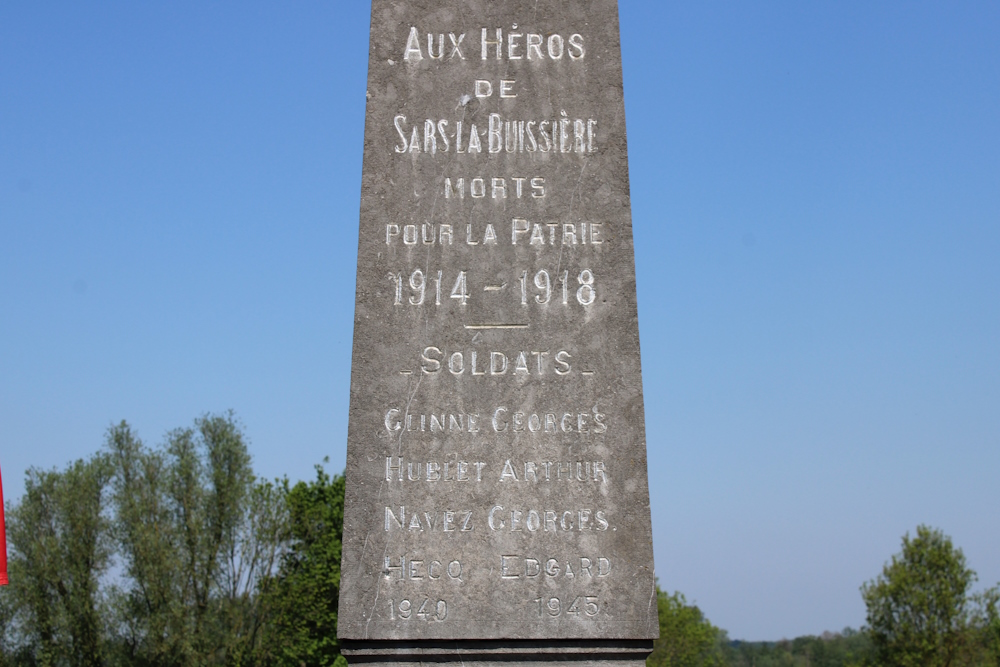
[
  {"left": 6, "top": 423, "right": 1000, "bottom": 667},
  {"left": 727, "top": 629, "right": 871, "bottom": 667},
  {"left": 258, "top": 464, "right": 346, "bottom": 667},
  {"left": 0, "top": 414, "right": 295, "bottom": 667},
  {"left": 4, "top": 455, "right": 112, "bottom": 666},
  {"left": 648, "top": 587, "right": 727, "bottom": 667},
  {"left": 861, "top": 525, "right": 999, "bottom": 667},
  {"left": 105, "top": 414, "right": 285, "bottom": 666}
]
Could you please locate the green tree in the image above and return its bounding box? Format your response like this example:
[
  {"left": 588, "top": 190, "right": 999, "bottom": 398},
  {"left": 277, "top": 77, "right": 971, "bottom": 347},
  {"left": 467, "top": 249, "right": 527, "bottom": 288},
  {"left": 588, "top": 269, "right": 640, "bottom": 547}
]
[
  {"left": 728, "top": 628, "right": 870, "bottom": 667},
  {"left": 106, "top": 413, "right": 285, "bottom": 666},
  {"left": 106, "top": 420, "right": 188, "bottom": 665},
  {"left": 259, "top": 464, "right": 346, "bottom": 667},
  {"left": 647, "top": 587, "right": 726, "bottom": 667},
  {"left": 973, "top": 587, "right": 1000, "bottom": 666},
  {"left": 4, "top": 454, "right": 113, "bottom": 667},
  {"left": 861, "top": 525, "right": 986, "bottom": 667},
  {"left": 1, "top": 415, "right": 351, "bottom": 667},
  {"left": 728, "top": 629, "right": 871, "bottom": 667}
]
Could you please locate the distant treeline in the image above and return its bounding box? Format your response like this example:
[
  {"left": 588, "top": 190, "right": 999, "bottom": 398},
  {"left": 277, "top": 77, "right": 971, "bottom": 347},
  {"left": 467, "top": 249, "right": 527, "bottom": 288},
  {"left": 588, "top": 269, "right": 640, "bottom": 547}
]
[
  {"left": 727, "top": 631, "right": 870, "bottom": 667},
  {"left": 650, "top": 604, "right": 872, "bottom": 667},
  {"left": 650, "top": 588, "right": 869, "bottom": 667},
  {"left": 649, "top": 524, "right": 999, "bottom": 667},
  {"left": 1, "top": 415, "right": 998, "bottom": 667}
]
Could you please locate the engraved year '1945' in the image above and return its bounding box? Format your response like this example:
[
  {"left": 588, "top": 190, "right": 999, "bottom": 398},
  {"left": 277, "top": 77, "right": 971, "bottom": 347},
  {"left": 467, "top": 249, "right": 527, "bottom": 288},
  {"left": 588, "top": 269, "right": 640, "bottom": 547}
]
[
  {"left": 388, "top": 269, "right": 596, "bottom": 307},
  {"left": 532, "top": 595, "right": 600, "bottom": 617}
]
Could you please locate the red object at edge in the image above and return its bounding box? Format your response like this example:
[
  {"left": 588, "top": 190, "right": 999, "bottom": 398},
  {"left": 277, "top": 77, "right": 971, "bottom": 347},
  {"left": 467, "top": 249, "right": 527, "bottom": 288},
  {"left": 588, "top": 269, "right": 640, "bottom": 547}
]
[{"left": 0, "top": 461, "right": 7, "bottom": 585}]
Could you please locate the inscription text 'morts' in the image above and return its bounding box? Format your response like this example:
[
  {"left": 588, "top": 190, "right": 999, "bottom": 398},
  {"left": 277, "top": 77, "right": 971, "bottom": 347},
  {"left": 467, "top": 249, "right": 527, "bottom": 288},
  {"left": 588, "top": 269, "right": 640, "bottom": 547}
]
[
  {"left": 444, "top": 176, "right": 545, "bottom": 199},
  {"left": 403, "top": 27, "right": 586, "bottom": 62}
]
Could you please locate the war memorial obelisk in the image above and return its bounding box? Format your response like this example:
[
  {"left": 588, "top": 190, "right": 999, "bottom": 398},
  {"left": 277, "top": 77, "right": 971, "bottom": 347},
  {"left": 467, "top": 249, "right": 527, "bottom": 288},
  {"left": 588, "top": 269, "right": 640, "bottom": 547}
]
[{"left": 338, "top": 1, "right": 657, "bottom": 664}]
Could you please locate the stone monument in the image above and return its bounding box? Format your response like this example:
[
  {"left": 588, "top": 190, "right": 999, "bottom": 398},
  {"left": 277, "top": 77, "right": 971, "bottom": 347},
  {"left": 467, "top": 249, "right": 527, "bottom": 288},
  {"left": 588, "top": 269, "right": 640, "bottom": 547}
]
[{"left": 339, "top": 1, "right": 657, "bottom": 664}]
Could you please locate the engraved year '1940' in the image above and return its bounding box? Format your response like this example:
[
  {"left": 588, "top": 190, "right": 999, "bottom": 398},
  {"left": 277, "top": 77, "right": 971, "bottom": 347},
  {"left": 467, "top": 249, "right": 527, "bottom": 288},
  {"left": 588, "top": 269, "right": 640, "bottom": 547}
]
[
  {"left": 389, "top": 269, "right": 596, "bottom": 307},
  {"left": 389, "top": 598, "right": 448, "bottom": 622}
]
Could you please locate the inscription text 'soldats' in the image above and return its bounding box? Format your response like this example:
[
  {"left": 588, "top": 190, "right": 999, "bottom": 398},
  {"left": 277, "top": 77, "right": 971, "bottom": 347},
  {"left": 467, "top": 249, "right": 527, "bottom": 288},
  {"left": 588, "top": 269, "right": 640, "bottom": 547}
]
[{"left": 338, "top": 1, "right": 656, "bottom": 662}]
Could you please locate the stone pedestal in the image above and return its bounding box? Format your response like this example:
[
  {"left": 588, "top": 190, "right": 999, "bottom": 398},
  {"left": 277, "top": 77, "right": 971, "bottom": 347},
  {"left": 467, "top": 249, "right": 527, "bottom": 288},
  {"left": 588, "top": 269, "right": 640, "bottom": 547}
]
[
  {"left": 342, "top": 640, "right": 653, "bottom": 666},
  {"left": 339, "top": 1, "right": 657, "bottom": 663}
]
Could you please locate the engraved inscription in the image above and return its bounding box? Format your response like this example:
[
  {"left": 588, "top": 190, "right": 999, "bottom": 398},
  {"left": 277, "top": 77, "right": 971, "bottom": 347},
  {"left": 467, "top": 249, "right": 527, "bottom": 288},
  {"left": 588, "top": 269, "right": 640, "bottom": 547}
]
[
  {"left": 487, "top": 506, "right": 610, "bottom": 532},
  {"left": 532, "top": 596, "right": 600, "bottom": 618},
  {"left": 500, "top": 555, "right": 612, "bottom": 579},
  {"left": 383, "top": 410, "right": 608, "bottom": 435},
  {"left": 339, "top": 1, "right": 656, "bottom": 641},
  {"left": 393, "top": 113, "right": 597, "bottom": 156},
  {"left": 402, "top": 27, "right": 586, "bottom": 63},
  {"left": 384, "top": 458, "right": 609, "bottom": 483},
  {"left": 384, "top": 556, "right": 465, "bottom": 582},
  {"left": 385, "top": 457, "right": 488, "bottom": 482},
  {"left": 444, "top": 176, "right": 545, "bottom": 199},
  {"left": 419, "top": 348, "right": 574, "bottom": 376},
  {"left": 519, "top": 269, "right": 596, "bottom": 306},
  {"left": 388, "top": 270, "right": 469, "bottom": 306},
  {"left": 389, "top": 598, "right": 449, "bottom": 622},
  {"left": 385, "top": 268, "right": 599, "bottom": 307},
  {"left": 384, "top": 221, "right": 604, "bottom": 246},
  {"left": 499, "top": 460, "right": 608, "bottom": 482},
  {"left": 385, "top": 507, "right": 475, "bottom": 532}
]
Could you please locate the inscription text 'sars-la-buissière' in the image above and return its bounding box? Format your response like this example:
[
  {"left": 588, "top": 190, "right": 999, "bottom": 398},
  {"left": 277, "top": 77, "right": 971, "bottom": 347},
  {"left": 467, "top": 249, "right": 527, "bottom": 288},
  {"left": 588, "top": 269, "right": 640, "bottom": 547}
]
[{"left": 339, "top": 0, "right": 657, "bottom": 643}]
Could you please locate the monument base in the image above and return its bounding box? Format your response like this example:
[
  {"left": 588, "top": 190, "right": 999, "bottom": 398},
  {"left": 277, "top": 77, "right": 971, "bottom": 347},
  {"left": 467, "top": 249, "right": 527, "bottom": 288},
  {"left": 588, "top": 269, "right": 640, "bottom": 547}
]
[{"left": 341, "top": 639, "right": 653, "bottom": 665}]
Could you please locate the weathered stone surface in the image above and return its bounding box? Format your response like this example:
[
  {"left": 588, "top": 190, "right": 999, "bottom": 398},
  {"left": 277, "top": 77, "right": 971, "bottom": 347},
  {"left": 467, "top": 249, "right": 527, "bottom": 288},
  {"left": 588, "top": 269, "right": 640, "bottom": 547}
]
[{"left": 338, "top": 0, "right": 655, "bottom": 655}]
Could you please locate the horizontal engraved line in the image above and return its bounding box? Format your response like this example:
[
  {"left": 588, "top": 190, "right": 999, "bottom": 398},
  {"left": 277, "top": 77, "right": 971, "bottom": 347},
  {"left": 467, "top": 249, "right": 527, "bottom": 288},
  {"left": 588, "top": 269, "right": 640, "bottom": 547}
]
[
  {"left": 464, "top": 324, "right": 530, "bottom": 330},
  {"left": 399, "top": 370, "right": 413, "bottom": 375},
  {"left": 581, "top": 371, "right": 596, "bottom": 376},
  {"left": 483, "top": 284, "right": 506, "bottom": 291}
]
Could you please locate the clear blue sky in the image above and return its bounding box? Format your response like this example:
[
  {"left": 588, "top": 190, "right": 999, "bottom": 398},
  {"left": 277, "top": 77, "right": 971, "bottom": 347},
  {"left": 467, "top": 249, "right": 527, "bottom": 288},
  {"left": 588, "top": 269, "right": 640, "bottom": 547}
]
[{"left": 2, "top": 1, "right": 998, "bottom": 641}]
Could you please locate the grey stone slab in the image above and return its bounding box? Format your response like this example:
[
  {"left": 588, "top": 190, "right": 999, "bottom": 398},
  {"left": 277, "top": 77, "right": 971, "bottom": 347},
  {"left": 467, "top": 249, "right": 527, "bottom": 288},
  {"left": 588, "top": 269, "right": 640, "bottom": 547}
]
[
  {"left": 341, "top": 638, "right": 653, "bottom": 663},
  {"left": 339, "top": 0, "right": 656, "bottom": 650},
  {"left": 342, "top": 659, "right": 646, "bottom": 667}
]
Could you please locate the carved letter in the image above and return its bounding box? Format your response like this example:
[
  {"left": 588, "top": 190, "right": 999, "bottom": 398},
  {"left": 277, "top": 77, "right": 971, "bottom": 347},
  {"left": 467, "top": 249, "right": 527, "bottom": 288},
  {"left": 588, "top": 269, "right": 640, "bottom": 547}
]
[{"left": 403, "top": 27, "right": 423, "bottom": 61}]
